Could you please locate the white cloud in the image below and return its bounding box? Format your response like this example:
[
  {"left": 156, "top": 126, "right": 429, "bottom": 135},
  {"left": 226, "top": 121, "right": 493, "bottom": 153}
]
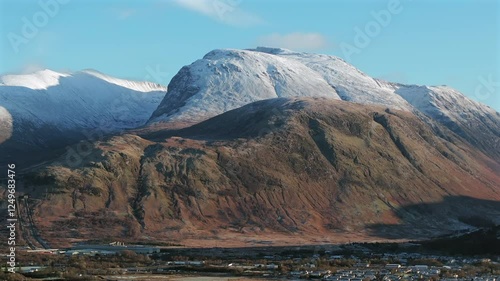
[
  {"left": 112, "top": 8, "right": 136, "bottom": 20},
  {"left": 172, "top": 0, "right": 263, "bottom": 27},
  {"left": 118, "top": 9, "right": 136, "bottom": 20},
  {"left": 257, "top": 33, "right": 329, "bottom": 51},
  {"left": 0, "top": 106, "right": 13, "bottom": 144}
]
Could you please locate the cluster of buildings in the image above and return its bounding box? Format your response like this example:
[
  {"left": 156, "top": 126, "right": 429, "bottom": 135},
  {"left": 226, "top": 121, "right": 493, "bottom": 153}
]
[
  {"left": 61, "top": 242, "right": 160, "bottom": 256},
  {"left": 291, "top": 266, "right": 447, "bottom": 280},
  {"left": 291, "top": 266, "right": 498, "bottom": 280},
  {"left": 213, "top": 249, "right": 499, "bottom": 280}
]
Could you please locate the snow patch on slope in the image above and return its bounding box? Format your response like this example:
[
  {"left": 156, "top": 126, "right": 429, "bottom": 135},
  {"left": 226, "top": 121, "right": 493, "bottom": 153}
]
[
  {"left": 251, "top": 48, "right": 413, "bottom": 111},
  {"left": 82, "top": 69, "right": 167, "bottom": 92},
  {"left": 394, "top": 84, "right": 498, "bottom": 122}
]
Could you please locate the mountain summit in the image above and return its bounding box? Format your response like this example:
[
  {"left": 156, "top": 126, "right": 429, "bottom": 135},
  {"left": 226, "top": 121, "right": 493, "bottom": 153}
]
[
  {"left": 148, "top": 47, "right": 414, "bottom": 124},
  {"left": 148, "top": 48, "right": 341, "bottom": 124}
]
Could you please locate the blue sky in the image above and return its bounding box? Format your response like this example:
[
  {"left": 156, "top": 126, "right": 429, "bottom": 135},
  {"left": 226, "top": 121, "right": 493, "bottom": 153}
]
[{"left": 1, "top": 0, "right": 499, "bottom": 110}]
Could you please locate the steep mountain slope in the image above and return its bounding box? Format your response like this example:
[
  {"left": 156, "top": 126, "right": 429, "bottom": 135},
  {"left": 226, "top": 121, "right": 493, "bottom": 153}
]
[
  {"left": 0, "top": 69, "right": 167, "bottom": 164},
  {"left": 20, "top": 98, "right": 500, "bottom": 247}
]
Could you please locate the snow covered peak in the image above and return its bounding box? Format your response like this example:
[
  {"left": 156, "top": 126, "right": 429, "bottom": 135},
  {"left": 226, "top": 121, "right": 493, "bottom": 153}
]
[
  {"left": 149, "top": 47, "right": 414, "bottom": 124},
  {"left": 0, "top": 68, "right": 169, "bottom": 165},
  {"left": 0, "top": 69, "right": 70, "bottom": 90},
  {"left": 149, "top": 48, "right": 340, "bottom": 123},
  {"left": 394, "top": 84, "right": 497, "bottom": 118}
]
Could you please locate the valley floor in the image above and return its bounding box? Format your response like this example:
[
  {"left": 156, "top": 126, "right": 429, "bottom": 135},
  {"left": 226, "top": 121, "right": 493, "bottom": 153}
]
[{"left": 5, "top": 237, "right": 499, "bottom": 281}]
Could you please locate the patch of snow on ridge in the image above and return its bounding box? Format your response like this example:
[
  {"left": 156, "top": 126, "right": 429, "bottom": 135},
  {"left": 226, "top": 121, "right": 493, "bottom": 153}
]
[
  {"left": 81, "top": 69, "right": 167, "bottom": 92},
  {"left": 0, "top": 69, "right": 69, "bottom": 90},
  {"left": 394, "top": 84, "right": 498, "bottom": 120}
]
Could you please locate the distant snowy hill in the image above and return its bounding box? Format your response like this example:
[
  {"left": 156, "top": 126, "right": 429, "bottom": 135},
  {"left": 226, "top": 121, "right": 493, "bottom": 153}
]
[
  {"left": 0, "top": 69, "right": 166, "bottom": 132},
  {"left": 149, "top": 47, "right": 500, "bottom": 159},
  {"left": 0, "top": 69, "right": 166, "bottom": 163},
  {"left": 393, "top": 84, "right": 500, "bottom": 158}
]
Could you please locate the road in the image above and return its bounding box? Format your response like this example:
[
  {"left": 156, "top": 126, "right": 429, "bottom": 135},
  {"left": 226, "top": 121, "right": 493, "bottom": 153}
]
[{"left": 17, "top": 196, "right": 50, "bottom": 249}]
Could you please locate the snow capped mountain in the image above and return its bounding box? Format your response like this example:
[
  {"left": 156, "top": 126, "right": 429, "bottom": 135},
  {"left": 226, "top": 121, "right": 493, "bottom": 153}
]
[
  {"left": 149, "top": 48, "right": 340, "bottom": 123},
  {"left": 2, "top": 48, "right": 498, "bottom": 164},
  {"left": 0, "top": 69, "right": 166, "bottom": 132},
  {"left": 149, "top": 47, "right": 417, "bottom": 124},
  {"left": 1, "top": 50, "right": 498, "bottom": 245},
  {"left": 0, "top": 69, "right": 167, "bottom": 160},
  {"left": 0, "top": 68, "right": 167, "bottom": 93},
  {"left": 149, "top": 47, "right": 499, "bottom": 159}
]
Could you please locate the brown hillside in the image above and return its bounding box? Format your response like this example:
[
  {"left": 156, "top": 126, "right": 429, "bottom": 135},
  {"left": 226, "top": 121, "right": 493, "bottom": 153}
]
[{"left": 20, "top": 97, "right": 500, "bottom": 247}]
